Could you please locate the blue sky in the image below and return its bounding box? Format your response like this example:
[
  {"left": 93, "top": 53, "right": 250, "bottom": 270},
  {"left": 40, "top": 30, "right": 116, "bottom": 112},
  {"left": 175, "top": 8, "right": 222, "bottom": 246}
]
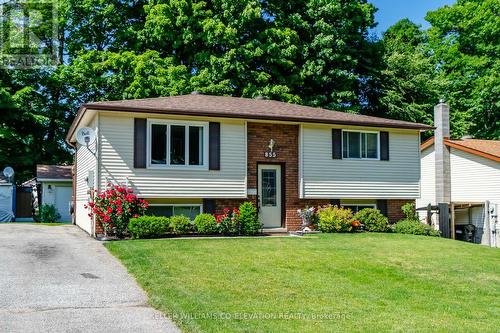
[{"left": 369, "top": 0, "right": 457, "bottom": 35}]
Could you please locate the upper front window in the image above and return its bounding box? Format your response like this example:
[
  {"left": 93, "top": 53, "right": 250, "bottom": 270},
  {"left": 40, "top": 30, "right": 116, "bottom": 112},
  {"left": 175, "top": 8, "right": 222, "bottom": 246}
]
[
  {"left": 148, "top": 120, "right": 208, "bottom": 168},
  {"left": 342, "top": 131, "right": 379, "bottom": 159}
]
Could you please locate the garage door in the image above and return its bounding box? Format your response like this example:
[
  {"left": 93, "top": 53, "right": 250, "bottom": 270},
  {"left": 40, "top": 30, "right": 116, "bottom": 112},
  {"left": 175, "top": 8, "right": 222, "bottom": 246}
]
[{"left": 55, "top": 186, "right": 72, "bottom": 222}]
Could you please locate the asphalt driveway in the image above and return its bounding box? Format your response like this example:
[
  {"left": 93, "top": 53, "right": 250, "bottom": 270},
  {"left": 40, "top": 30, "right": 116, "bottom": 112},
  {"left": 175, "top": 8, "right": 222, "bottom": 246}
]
[{"left": 0, "top": 224, "right": 180, "bottom": 333}]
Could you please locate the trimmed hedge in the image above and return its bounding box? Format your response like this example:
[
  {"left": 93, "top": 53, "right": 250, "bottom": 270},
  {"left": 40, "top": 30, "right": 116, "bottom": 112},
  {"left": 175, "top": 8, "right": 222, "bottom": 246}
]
[
  {"left": 393, "top": 219, "right": 440, "bottom": 237},
  {"left": 170, "top": 215, "right": 194, "bottom": 234},
  {"left": 128, "top": 216, "right": 170, "bottom": 239},
  {"left": 194, "top": 214, "right": 218, "bottom": 234},
  {"left": 353, "top": 208, "right": 390, "bottom": 232},
  {"left": 317, "top": 206, "right": 353, "bottom": 233}
]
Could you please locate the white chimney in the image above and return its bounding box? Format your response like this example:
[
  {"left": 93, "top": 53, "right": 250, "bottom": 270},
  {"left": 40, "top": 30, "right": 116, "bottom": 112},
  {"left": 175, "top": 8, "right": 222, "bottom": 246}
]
[{"left": 434, "top": 100, "right": 451, "bottom": 203}]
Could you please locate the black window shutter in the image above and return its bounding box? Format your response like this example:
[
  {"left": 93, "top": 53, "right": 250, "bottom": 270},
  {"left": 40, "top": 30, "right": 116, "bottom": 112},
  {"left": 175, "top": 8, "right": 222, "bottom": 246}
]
[
  {"left": 134, "top": 118, "right": 147, "bottom": 168},
  {"left": 377, "top": 200, "right": 388, "bottom": 217},
  {"left": 203, "top": 199, "right": 216, "bottom": 214},
  {"left": 380, "top": 131, "right": 389, "bottom": 160},
  {"left": 209, "top": 122, "right": 220, "bottom": 170},
  {"left": 330, "top": 199, "right": 341, "bottom": 207},
  {"left": 332, "top": 129, "right": 342, "bottom": 159}
]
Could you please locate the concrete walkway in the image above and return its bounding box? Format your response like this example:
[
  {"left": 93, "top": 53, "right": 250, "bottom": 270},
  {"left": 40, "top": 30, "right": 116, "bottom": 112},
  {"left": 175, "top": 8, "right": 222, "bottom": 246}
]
[{"left": 0, "top": 224, "right": 180, "bottom": 333}]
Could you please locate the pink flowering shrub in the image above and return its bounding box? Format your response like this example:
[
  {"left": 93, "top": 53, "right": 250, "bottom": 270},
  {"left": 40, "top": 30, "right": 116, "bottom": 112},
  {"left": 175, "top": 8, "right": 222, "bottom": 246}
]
[
  {"left": 215, "top": 208, "right": 240, "bottom": 235},
  {"left": 86, "top": 184, "right": 148, "bottom": 237}
]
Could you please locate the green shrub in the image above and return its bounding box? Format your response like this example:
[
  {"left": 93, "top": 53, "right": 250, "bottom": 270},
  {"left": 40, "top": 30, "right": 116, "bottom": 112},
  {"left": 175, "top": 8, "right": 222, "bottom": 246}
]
[
  {"left": 393, "top": 219, "right": 440, "bottom": 237},
  {"left": 239, "top": 201, "right": 261, "bottom": 235},
  {"left": 317, "top": 206, "right": 353, "bottom": 233},
  {"left": 194, "top": 214, "right": 218, "bottom": 234},
  {"left": 36, "top": 204, "right": 61, "bottom": 223},
  {"left": 353, "top": 208, "right": 390, "bottom": 232},
  {"left": 128, "top": 216, "right": 170, "bottom": 239},
  {"left": 401, "top": 202, "right": 419, "bottom": 221},
  {"left": 170, "top": 215, "right": 193, "bottom": 234},
  {"left": 215, "top": 208, "right": 240, "bottom": 235}
]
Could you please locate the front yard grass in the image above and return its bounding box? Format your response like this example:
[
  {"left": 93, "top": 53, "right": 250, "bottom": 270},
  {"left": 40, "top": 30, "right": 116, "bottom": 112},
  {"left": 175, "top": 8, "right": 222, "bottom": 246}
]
[{"left": 105, "top": 233, "right": 499, "bottom": 333}]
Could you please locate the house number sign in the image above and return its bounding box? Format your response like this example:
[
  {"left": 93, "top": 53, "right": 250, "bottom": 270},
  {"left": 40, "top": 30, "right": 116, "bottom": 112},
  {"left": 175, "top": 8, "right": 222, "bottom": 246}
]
[{"left": 265, "top": 139, "right": 277, "bottom": 158}]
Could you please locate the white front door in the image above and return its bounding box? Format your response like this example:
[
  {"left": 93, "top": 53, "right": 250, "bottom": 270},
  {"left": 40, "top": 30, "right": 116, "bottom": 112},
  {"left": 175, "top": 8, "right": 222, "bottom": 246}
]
[{"left": 258, "top": 164, "right": 282, "bottom": 228}]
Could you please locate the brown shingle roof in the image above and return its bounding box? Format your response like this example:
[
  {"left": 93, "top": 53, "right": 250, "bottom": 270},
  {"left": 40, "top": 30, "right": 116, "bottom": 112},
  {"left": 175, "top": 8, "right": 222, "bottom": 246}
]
[
  {"left": 421, "top": 137, "right": 500, "bottom": 162},
  {"left": 67, "top": 94, "right": 433, "bottom": 143},
  {"left": 37, "top": 165, "right": 73, "bottom": 180}
]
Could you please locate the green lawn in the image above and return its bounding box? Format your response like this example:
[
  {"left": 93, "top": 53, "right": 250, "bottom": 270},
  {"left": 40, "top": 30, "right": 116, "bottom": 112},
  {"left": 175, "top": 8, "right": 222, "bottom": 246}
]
[{"left": 105, "top": 234, "right": 500, "bottom": 333}]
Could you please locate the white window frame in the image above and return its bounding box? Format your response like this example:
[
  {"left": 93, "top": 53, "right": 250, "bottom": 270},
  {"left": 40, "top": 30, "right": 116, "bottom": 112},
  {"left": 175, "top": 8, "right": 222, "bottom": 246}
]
[
  {"left": 147, "top": 119, "right": 209, "bottom": 170},
  {"left": 147, "top": 203, "right": 203, "bottom": 217},
  {"left": 342, "top": 130, "right": 380, "bottom": 160},
  {"left": 342, "top": 203, "right": 377, "bottom": 213}
]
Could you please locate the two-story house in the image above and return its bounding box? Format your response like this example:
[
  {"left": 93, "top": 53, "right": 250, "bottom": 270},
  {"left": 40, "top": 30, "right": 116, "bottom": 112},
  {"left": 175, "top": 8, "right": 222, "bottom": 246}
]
[{"left": 66, "top": 93, "right": 432, "bottom": 236}]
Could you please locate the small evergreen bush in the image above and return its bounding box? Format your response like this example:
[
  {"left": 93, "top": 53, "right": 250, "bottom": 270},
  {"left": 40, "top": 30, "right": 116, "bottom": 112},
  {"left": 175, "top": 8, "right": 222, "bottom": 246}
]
[
  {"left": 401, "top": 202, "right": 419, "bottom": 221},
  {"left": 36, "top": 204, "right": 61, "bottom": 223},
  {"left": 128, "top": 216, "right": 170, "bottom": 239},
  {"left": 239, "top": 202, "right": 261, "bottom": 235},
  {"left": 170, "top": 215, "right": 193, "bottom": 234},
  {"left": 194, "top": 214, "right": 218, "bottom": 234},
  {"left": 317, "top": 206, "right": 353, "bottom": 233},
  {"left": 353, "top": 208, "right": 390, "bottom": 232}
]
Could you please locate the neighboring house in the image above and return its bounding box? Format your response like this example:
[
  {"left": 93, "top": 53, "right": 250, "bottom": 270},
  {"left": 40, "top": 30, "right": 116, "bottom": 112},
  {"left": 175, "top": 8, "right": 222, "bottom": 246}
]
[
  {"left": 36, "top": 165, "right": 73, "bottom": 222},
  {"left": 0, "top": 174, "right": 14, "bottom": 222},
  {"left": 417, "top": 102, "right": 499, "bottom": 247},
  {"left": 66, "top": 93, "right": 431, "bottom": 236}
]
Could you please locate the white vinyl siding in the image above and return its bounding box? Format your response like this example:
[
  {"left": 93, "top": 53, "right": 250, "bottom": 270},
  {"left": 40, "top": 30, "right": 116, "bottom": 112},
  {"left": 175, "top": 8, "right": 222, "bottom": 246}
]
[
  {"left": 416, "top": 146, "right": 436, "bottom": 209},
  {"left": 449, "top": 148, "right": 500, "bottom": 203},
  {"left": 98, "top": 113, "right": 246, "bottom": 198},
  {"left": 75, "top": 115, "right": 98, "bottom": 233},
  {"left": 301, "top": 124, "right": 420, "bottom": 199}
]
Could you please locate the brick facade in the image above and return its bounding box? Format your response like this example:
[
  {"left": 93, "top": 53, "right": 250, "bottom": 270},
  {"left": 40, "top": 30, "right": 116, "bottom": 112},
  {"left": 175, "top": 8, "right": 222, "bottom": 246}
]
[
  {"left": 213, "top": 122, "right": 330, "bottom": 231},
  {"left": 387, "top": 199, "right": 414, "bottom": 224},
  {"left": 212, "top": 122, "right": 415, "bottom": 231}
]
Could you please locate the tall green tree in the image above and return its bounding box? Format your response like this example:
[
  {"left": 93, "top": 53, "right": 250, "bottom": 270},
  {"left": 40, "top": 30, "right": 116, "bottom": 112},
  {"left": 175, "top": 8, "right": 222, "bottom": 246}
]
[
  {"left": 377, "top": 19, "right": 442, "bottom": 134},
  {"left": 66, "top": 0, "right": 377, "bottom": 111},
  {"left": 426, "top": 0, "right": 500, "bottom": 139}
]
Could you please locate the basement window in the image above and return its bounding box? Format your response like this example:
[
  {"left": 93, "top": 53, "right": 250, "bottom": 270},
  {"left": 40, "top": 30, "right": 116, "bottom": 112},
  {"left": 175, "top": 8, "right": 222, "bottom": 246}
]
[
  {"left": 342, "top": 204, "right": 376, "bottom": 213},
  {"left": 147, "top": 204, "right": 202, "bottom": 220},
  {"left": 342, "top": 130, "right": 379, "bottom": 159},
  {"left": 148, "top": 120, "right": 208, "bottom": 169}
]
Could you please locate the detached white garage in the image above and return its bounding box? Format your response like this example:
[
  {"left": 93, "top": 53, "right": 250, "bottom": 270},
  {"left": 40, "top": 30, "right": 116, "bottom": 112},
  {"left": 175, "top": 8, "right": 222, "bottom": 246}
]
[{"left": 36, "top": 165, "right": 73, "bottom": 222}]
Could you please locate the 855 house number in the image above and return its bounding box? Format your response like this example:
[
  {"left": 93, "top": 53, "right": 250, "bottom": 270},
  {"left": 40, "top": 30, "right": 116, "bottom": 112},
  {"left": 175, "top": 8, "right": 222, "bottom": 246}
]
[{"left": 265, "top": 151, "right": 277, "bottom": 158}]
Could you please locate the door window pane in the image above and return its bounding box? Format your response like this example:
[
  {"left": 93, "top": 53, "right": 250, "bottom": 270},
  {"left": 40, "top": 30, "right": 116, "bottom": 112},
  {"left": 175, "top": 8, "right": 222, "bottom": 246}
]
[
  {"left": 261, "top": 169, "right": 277, "bottom": 206},
  {"left": 170, "top": 125, "right": 186, "bottom": 165},
  {"left": 151, "top": 124, "right": 167, "bottom": 164},
  {"left": 189, "top": 126, "right": 203, "bottom": 165}
]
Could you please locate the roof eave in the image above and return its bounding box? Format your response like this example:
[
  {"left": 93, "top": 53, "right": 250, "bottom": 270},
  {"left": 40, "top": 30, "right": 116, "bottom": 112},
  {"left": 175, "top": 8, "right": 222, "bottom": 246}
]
[{"left": 420, "top": 137, "right": 500, "bottom": 162}]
